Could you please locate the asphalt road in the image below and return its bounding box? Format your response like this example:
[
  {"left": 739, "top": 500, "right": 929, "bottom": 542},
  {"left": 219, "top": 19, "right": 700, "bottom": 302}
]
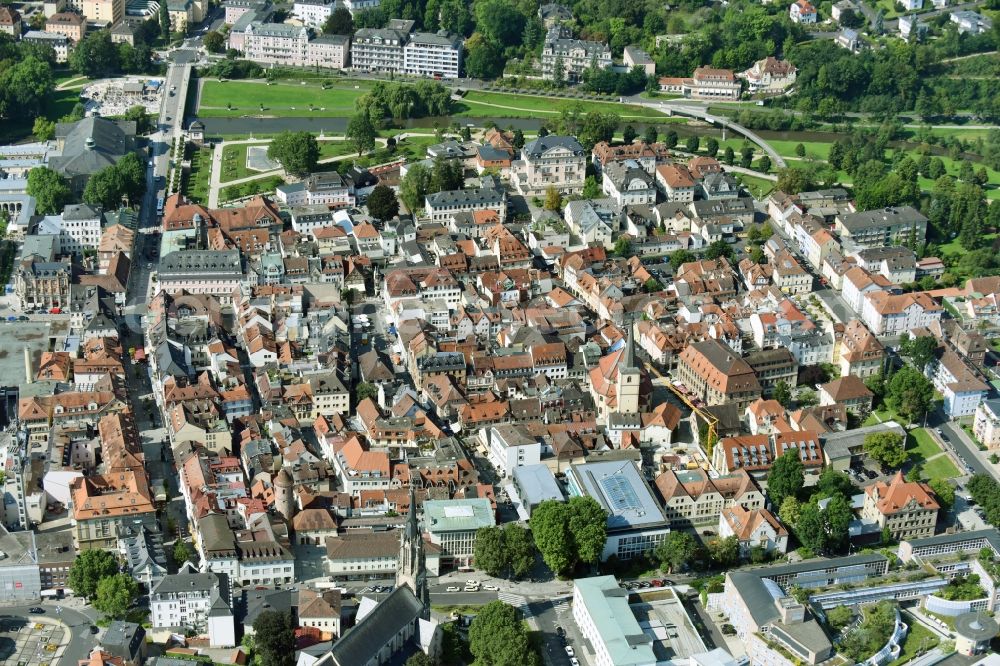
[
  {"left": 935, "top": 414, "right": 995, "bottom": 479},
  {"left": 0, "top": 603, "right": 99, "bottom": 666}
]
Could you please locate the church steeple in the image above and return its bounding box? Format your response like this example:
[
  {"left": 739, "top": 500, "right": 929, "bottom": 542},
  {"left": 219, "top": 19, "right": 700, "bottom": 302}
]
[
  {"left": 616, "top": 319, "right": 641, "bottom": 414},
  {"left": 397, "top": 482, "right": 430, "bottom": 618}
]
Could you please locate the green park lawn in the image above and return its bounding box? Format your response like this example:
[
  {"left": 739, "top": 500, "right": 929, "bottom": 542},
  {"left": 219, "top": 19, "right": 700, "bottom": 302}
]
[
  {"left": 198, "top": 79, "right": 374, "bottom": 117},
  {"left": 220, "top": 143, "right": 268, "bottom": 183},
  {"left": 736, "top": 174, "right": 776, "bottom": 199},
  {"left": 219, "top": 175, "right": 285, "bottom": 203},
  {"left": 908, "top": 428, "right": 943, "bottom": 461},
  {"left": 183, "top": 146, "right": 212, "bottom": 204},
  {"left": 453, "top": 90, "right": 674, "bottom": 121},
  {"left": 887, "top": 618, "right": 939, "bottom": 666},
  {"left": 919, "top": 455, "right": 961, "bottom": 482}
]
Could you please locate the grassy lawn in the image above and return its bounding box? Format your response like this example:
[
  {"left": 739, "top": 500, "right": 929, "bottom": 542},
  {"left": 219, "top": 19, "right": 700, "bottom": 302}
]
[
  {"left": 937, "top": 232, "right": 999, "bottom": 256},
  {"left": 908, "top": 428, "right": 943, "bottom": 461},
  {"left": 220, "top": 143, "right": 268, "bottom": 183},
  {"left": 431, "top": 604, "right": 486, "bottom": 616},
  {"left": 920, "top": 455, "right": 961, "bottom": 482},
  {"left": 453, "top": 90, "right": 672, "bottom": 121},
  {"left": 736, "top": 174, "right": 776, "bottom": 199},
  {"left": 219, "top": 175, "right": 285, "bottom": 203},
  {"left": 887, "top": 618, "right": 939, "bottom": 666},
  {"left": 715, "top": 137, "right": 833, "bottom": 161},
  {"left": 863, "top": 408, "right": 897, "bottom": 427},
  {"left": 198, "top": 79, "right": 373, "bottom": 117},
  {"left": 183, "top": 146, "right": 213, "bottom": 204}
]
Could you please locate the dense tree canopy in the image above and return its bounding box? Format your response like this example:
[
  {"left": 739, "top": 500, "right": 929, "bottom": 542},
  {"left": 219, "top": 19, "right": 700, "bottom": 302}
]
[
  {"left": 68, "top": 549, "right": 119, "bottom": 600},
  {"left": 252, "top": 610, "right": 296, "bottom": 666},
  {"left": 26, "top": 167, "right": 72, "bottom": 215},
  {"left": 767, "top": 450, "right": 804, "bottom": 508},
  {"left": 268, "top": 131, "right": 320, "bottom": 176},
  {"left": 468, "top": 601, "right": 540, "bottom": 666},
  {"left": 530, "top": 496, "right": 607, "bottom": 575}
]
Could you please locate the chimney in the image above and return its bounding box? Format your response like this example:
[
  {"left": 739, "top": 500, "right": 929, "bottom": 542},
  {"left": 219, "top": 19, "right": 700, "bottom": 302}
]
[
  {"left": 24, "top": 347, "right": 32, "bottom": 384},
  {"left": 84, "top": 137, "right": 96, "bottom": 150}
]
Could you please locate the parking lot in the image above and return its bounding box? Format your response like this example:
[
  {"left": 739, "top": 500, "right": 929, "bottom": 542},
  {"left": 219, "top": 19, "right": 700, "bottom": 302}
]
[{"left": 0, "top": 616, "right": 65, "bottom": 666}]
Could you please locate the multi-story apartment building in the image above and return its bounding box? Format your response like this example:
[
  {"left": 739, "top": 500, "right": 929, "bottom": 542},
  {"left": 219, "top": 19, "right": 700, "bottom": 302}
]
[
  {"left": 23, "top": 30, "right": 69, "bottom": 61},
  {"left": 602, "top": 161, "right": 657, "bottom": 208},
  {"left": 150, "top": 571, "right": 236, "bottom": 648},
  {"left": 658, "top": 67, "right": 741, "bottom": 100},
  {"left": 838, "top": 319, "right": 884, "bottom": 378},
  {"left": 69, "top": 471, "right": 158, "bottom": 550},
  {"left": 540, "top": 28, "right": 612, "bottom": 82},
  {"left": 351, "top": 24, "right": 406, "bottom": 72},
  {"left": 655, "top": 468, "right": 764, "bottom": 526},
  {"left": 676, "top": 339, "right": 762, "bottom": 411},
  {"left": 234, "top": 22, "right": 349, "bottom": 69},
  {"left": 719, "top": 505, "right": 788, "bottom": 558},
  {"left": 276, "top": 171, "right": 355, "bottom": 208},
  {"left": 65, "top": 0, "right": 121, "bottom": 24},
  {"left": 790, "top": 0, "right": 818, "bottom": 22},
  {"left": 292, "top": 0, "right": 333, "bottom": 27},
  {"left": 224, "top": 0, "right": 270, "bottom": 24},
  {"left": 512, "top": 135, "right": 587, "bottom": 196},
  {"left": 403, "top": 31, "right": 462, "bottom": 78},
  {"left": 740, "top": 56, "right": 797, "bottom": 93},
  {"left": 35, "top": 203, "right": 103, "bottom": 254},
  {"left": 485, "top": 425, "right": 541, "bottom": 478},
  {"left": 0, "top": 7, "right": 22, "bottom": 39},
  {"left": 836, "top": 205, "right": 928, "bottom": 248},
  {"left": 745, "top": 347, "right": 798, "bottom": 396},
  {"left": 973, "top": 399, "right": 1000, "bottom": 448},
  {"left": 861, "top": 471, "right": 939, "bottom": 541},
  {"left": 927, "top": 348, "right": 989, "bottom": 418},
  {"left": 45, "top": 11, "right": 86, "bottom": 41},
  {"left": 424, "top": 187, "right": 507, "bottom": 221},
  {"left": 15, "top": 251, "right": 72, "bottom": 311},
  {"left": 861, "top": 290, "right": 942, "bottom": 336},
  {"left": 157, "top": 250, "right": 247, "bottom": 302}
]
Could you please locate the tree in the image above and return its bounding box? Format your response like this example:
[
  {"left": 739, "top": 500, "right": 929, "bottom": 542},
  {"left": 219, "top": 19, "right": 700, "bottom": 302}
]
[
  {"left": 406, "top": 654, "right": 433, "bottom": 666},
  {"left": 768, "top": 450, "right": 804, "bottom": 508},
  {"left": 644, "top": 125, "right": 658, "bottom": 145},
  {"left": 356, "top": 382, "right": 378, "bottom": 403},
  {"left": 173, "top": 539, "right": 191, "bottom": 564},
  {"left": 400, "top": 162, "right": 431, "bottom": 213},
  {"left": 345, "top": 112, "right": 377, "bottom": 156},
  {"left": 529, "top": 497, "right": 606, "bottom": 576},
  {"left": 708, "top": 535, "right": 739, "bottom": 566},
  {"left": 704, "top": 239, "right": 735, "bottom": 261},
  {"left": 623, "top": 125, "right": 637, "bottom": 144},
  {"left": 863, "top": 431, "right": 908, "bottom": 469},
  {"left": 0, "top": 56, "right": 54, "bottom": 122},
  {"left": 824, "top": 494, "right": 853, "bottom": 553},
  {"left": 685, "top": 136, "right": 700, "bottom": 153},
  {"left": 900, "top": 335, "right": 938, "bottom": 372},
  {"left": 268, "top": 131, "right": 319, "bottom": 176},
  {"left": 84, "top": 153, "right": 146, "bottom": 209},
  {"left": 93, "top": 573, "right": 138, "bottom": 619},
  {"left": 779, "top": 496, "right": 802, "bottom": 530},
  {"left": 795, "top": 143, "right": 806, "bottom": 158},
  {"left": 367, "top": 184, "right": 399, "bottom": 221},
  {"left": 669, "top": 249, "right": 696, "bottom": 271},
  {"left": 644, "top": 277, "right": 660, "bottom": 292},
  {"left": 582, "top": 175, "right": 601, "bottom": 199},
  {"left": 70, "top": 30, "right": 121, "bottom": 78},
  {"left": 827, "top": 605, "right": 854, "bottom": 632},
  {"left": 473, "top": 0, "right": 525, "bottom": 47},
  {"left": 33, "top": 117, "right": 56, "bottom": 141},
  {"left": 504, "top": 524, "right": 535, "bottom": 579},
  {"left": 758, "top": 155, "right": 772, "bottom": 173},
  {"left": 795, "top": 502, "right": 826, "bottom": 553},
  {"left": 541, "top": 185, "right": 561, "bottom": 212},
  {"left": 26, "top": 166, "right": 71, "bottom": 215},
  {"left": 664, "top": 130, "right": 678, "bottom": 149},
  {"left": 816, "top": 469, "right": 858, "bottom": 499},
  {"left": 159, "top": 1, "right": 170, "bottom": 40},
  {"left": 512, "top": 129, "right": 525, "bottom": 149},
  {"left": 885, "top": 366, "right": 934, "bottom": 423},
  {"left": 123, "top": 105, "right": 152, "bottom": 134},
  {"left": 705, "top": 137, "right": 719, "bottom": 157},
  {"left": 474, "top": 526, "right": 508, "bottom": 577},
  {"left": 774, "top": 380, "right": 791, "bottom": 407},
  {"left": 614, "top": 236, "right": 633, "bottom": 257},
  {"left": 929, "top": 477, "right": 955, "bottom": 511},
  {"left": 323, "top": 6, "right": 354, "bottom": 34},
  {"left": 468, "top": 601, "right": 540, "bottom": 666},
  {"left": 430, "top": 155, "right": 463, "bottom": 193},
  {"left": 655, "top": 531, "right": 699, "bottom": 572},
  {"left": 578, "top": 111, "right": 620, "bottom": 150},
  {"left": 203, "top": 30, "right": 225, "bottom": 52},
  {"left": 253, "top": 610, "right": 296, "bottom": 666},
  {"left": 464, "top": 35, "right": 504, "bottom": 79},
  {"left": 68, "top": 549, "right": 119, "bottom": 600},
  {"left": 723, "top": 146, "right": 735, "bottom": 164}
]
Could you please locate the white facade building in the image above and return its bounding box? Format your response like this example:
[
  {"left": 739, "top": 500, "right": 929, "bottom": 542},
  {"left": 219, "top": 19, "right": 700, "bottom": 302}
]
[
  {"left": 573, "top": 576, "right": 657, "bottom": 666},
  {"left": 150, "top": 571, "right": 236, "bottom": 648},
  {"left": 403, "top": 31, "right": 462, "bottom": 78},
  {"left": 485, "top": 425, "right": 542, "bottom": 478}
]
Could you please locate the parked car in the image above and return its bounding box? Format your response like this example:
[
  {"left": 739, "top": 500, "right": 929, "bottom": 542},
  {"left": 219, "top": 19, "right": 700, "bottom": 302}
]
[
  {"left": 565, "top": 646, "right": 575, "bottom": 657},
  {"left": 28, "top": 607, "right": 44, "bottom": 614},
  {"left": 446, "top": 586, "right": 460, "bottom": 592}
]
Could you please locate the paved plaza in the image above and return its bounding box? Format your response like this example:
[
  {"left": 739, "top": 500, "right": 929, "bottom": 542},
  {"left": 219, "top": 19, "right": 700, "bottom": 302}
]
[{"left": 0, "top": 616, "right": 65, "bottom": 666}]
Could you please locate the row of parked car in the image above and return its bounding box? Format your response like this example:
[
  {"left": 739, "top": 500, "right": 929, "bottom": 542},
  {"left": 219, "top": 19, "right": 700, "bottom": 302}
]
[{"left": 619, "top": 579, "right": 675, "bottom": 590}]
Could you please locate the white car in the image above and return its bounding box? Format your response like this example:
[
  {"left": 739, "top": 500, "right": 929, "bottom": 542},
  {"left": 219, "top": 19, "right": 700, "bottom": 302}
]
[
  {"left": 483, "top": 584, "right": 499, "bottom": 591},
  {"left": 570, "top": 659, "right": 580, "bottom": 666},
  {"left": 565, "top": 646, "right": 575, "bottom": 657},
  {"left": 446, "top": 586, "right": 460, "bottom": 592},
  {"left": 466, "top": 580, "right": 479, "bottom": 586},
  {"left": 464, "top": 585, "right": 480, "bottom": 592}
]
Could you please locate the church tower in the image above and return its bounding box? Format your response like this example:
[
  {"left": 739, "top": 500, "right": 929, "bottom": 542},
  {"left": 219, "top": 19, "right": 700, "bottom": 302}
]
[
  {"left": 615, "top": 321, "right": 641, "bottom": 414},
  {"left": 274, "top": 468, "right": 295, "bottom": 521},
  {"left": 397, "top": 483, "right": 430, "bottom": 619}
]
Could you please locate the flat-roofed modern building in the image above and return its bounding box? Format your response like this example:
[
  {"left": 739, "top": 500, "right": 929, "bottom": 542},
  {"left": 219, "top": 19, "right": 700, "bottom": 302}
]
[
  {"left": 572, "top": 575, "right": 656, "bottom": 666},
  {"left": 423, "top": 498, "right": 495, "bottom": 568},
  {"left": 898, "top": 528, "right": 1000, "bottom": 563},
  {"left": 565, "top": 459, "right": 670, "bottom": 561},
  {"left": 512, "top": 463, "right": 564, "bottom": 518}
]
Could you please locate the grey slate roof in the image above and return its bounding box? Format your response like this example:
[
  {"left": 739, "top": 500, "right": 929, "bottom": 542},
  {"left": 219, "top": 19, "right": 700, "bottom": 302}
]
[
  {"left": 522, "top": 135, "right": 585, "bottom": 158},
  {"left": 839, "top": 205, "right": 927, "bottom": 232},
  {"left": 49, "top": 117, "right": 137, "bottom": 179},
  {"left": 425, "top": 187, "right": 505, "bottom": 209},
  {"left": 322, "top": 585, "right": 424, "bottom": 666}
]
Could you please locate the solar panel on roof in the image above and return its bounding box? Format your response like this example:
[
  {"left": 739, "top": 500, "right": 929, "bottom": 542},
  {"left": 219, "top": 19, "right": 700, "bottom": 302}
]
[{"left": 600, "top": 474, "right": 642, "bottom": 514}]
